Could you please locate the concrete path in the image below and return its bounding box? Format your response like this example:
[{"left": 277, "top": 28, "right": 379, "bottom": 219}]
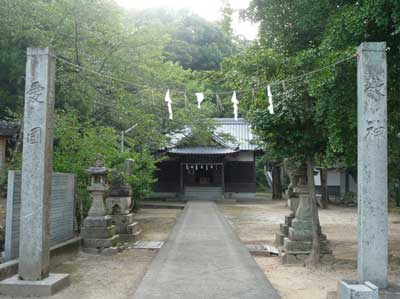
[{"left": 133, "top": 201, "right": 280, "bottom": 299}]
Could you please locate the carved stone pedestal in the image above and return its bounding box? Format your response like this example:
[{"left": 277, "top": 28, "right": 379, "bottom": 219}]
[
  {"left": 275, "top": 195, "right": 302, "bottom": 246},
  {"left": 281, "top": 194, "right": 330, "bottom": 264},
  {"left": 106, "top": 190, "right": 141, "bottom": 243},
  {"left": 277, "top": 161, "right": 330, "bottom": 264},
  {"left": 275, "top": 215, "right": 293, "bottom": 246},
  {"left": 282, "top": 193, "right": 312, "bottom": 254},
  {"left": 81, "top": 215, "right": 119, "bottom": 251},
  {"left": 108, "top": 210, "right": 142, "bottom": 242},
  {"left": 276, "top": 161, "right": 305, "bottom": 248}
]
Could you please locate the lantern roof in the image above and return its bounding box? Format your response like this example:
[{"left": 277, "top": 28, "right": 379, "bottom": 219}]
[{"left": 87, "top": 155, "right": 109, "bottom": 176}]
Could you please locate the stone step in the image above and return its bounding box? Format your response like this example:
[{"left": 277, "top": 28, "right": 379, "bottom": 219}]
[
  {"left": 283, "top": 238, "right": 330, "bottom": 254},
  {"left": 284, "top": 215, "right": 293, "bottom": 227},
  {"left": 81, "top": 225, "right": 116, "bottom": 239},
  {"left": 119, "top": 231, "right": 141, "bottom": 243},
  {"left": 82, "top": 235, "right": 119, "bottom": 249},
  {"left": 111, "top": 213, "right": 135, "bottom": 225},
  {"left": 280, "top": 252, "right": 308, "bottom": 264},
  {"left": 288, "top": 227, "right": 313, "bottom": 241},
  {"left": 275, "top": 232, "right": 285, "bottom": 246},
  {"left": 83, "top": 215, "right": 113, "bottom": 228},
  {"left": 281, "top": 251, "right": 333, "bottom": 265},
  {"left": 280, "top": 224, "right": 289, "bottom": 235},
  {"left": 283, "top": 238, "right": 312, "bottom": 253},
  {"left": 184, "top": 187, "right": 223, "bottom": 200},
  {"left": 127, "top": 222, "right": 141, "bottom": 235},
  {"left": 117, "top": 222, "right": 142, "bottom": 242}
]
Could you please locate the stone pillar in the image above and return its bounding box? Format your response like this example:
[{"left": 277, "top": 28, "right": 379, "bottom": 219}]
[
  {"left": 19, "top": 48, "right": 56, "bottom": 280},
  {"left": 357, "top": 42, "right": 388, "bottom": 288},
  {"left": 0, "top": 48, "right": 69, "bottom": 297},
  {"left": 0, "top": 137, "right": 6, "bottom": 173}
]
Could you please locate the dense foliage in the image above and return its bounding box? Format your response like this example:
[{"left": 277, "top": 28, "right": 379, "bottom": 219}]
[
  {"left": 0, "top": 0, "right": 238, "bottom": 214},
  {"left": 219, "top": 0, "right": 400, "bottom": 203},
  {"left": 131, "top": 9, "right": 238, "bottom": 71},
  {"left": 2, "top": 0, "right": 400, "bottom": 208}
]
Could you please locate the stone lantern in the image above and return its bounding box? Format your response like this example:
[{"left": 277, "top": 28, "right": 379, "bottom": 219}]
[
  {"left": 81, "top": 155, "right": 119, "bottom": 253},
  {"left": 87, "top": 156, "right": 109, "bottom": 217},
  {"left": 275, "top": 161, "right": 330, "bottom": 264},
  {"left": 275, "top": 160, "right": 306, "bottom": 247}
]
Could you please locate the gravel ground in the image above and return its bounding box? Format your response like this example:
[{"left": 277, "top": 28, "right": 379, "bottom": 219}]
[
  {"left": 220, "top": 200, "right": 400, "bottom": 299},
  {"left": 0, "top": 208, "right": 181, "bottom": 299},
  {"left": 1, "top": 200, "right": 398, "bottom": 299}
]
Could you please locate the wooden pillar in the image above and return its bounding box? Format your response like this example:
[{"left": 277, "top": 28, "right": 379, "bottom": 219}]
[
  {"left": 221, "top": 163, "right": 225, "bottom": 192},
  {"left": 180, "top": 162, "right": 184, "bottom": 194},
  {"left": 253, "top": 153, "right": 257, "bottom": 189}
]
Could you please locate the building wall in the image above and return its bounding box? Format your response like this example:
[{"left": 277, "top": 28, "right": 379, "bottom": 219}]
[
  {"left": 314, "top": 169, "right": 341, "bottom": 186},
  {"left": 153, "top": 161, "right": 181, "bottom": 193},
  {"left": 314, "top": 169, "right": 357, "bottom": 198},
  {"left": 225, "top": 161, "right": 256, "bottom": 193},
  {"left": 183, "top": 166, "right": 223, "bottom": 187},
  {"left": 153, "top": 152, "right": 257, "bottom": 194},
  {"left": 225, "top": 151, "right": 257, "bottom": 193}
]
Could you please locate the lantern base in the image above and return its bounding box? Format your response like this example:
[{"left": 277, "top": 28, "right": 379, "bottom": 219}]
[{"left": 0, "top": 273, "right": 70, "bottom": 297}]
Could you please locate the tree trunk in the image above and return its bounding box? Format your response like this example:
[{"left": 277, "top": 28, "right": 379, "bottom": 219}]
[
  {"left": 305, "top": 159, "right": 321, "bottom": 266},
  {"left": 319, "top": 168, "right": 329, "bottom": 209},
  {"left": 272, "top": 163, "right": 282, "bottom": 200}
]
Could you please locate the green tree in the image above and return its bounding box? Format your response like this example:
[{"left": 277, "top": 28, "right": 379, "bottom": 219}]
[
  {"left": 131, "top": 8, "right": 237, "bottom": 70},
  {"left": 219, "top": 0, "right": 400, "bottom": 264},
  {"left": 220, "top": 0, "right": 234, "bottom": 37},
  {"left": 0, "top": 0, "right": 231, "bottom": 223}
]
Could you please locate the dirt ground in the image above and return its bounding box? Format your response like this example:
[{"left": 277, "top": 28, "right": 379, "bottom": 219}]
[
  {"left": 0, "top": 200, "right": 398, "bottom": 299},
  {"left": 0, "top": 208, "right": 181, "bottom": 299},
  {"left": 220, "top": 200, "right": 400, "bottom": 299}
]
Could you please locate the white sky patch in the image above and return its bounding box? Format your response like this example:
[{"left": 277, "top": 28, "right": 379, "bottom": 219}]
[{"left": 114, "top": 0, "right": 258, "bottom": 40}]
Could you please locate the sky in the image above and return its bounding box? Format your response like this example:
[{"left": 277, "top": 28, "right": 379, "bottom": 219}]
[{"left": 114, "top": 0, "right": 259, "bottom": 40}]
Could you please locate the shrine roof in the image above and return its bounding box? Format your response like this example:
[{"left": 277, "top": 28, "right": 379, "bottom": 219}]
[
  {"left": 166, "top": 146, "right": 238, "bottom": 156},
  {"left": 167, "top": 118, "right": 257, "bottom": 152}
]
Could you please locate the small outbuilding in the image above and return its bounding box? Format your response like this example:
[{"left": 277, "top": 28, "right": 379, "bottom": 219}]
[{"left": 152, "top": 118, "right": 259, "bottom": 200}]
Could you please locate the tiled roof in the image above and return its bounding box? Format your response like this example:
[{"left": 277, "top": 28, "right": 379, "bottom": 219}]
[
  {"left": 167, "top": 147, "right": 238, "bottom": 155},
  {"left": 166, "top": 118, "right": 257, "bottom": 152},
  {"left": 214, "top": 118, "right": 256, "bottom": 151}
]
